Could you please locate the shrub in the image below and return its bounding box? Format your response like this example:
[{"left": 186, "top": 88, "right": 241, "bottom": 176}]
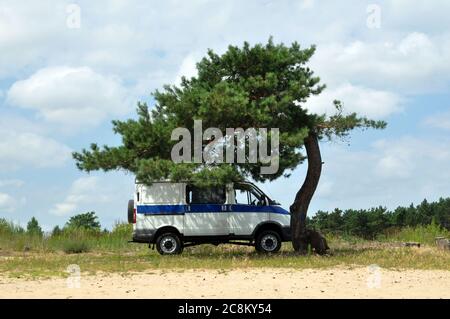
[
  {"left": 62, "top": 240, "right": 91, "bottom": 254},
  {"left": 111, "top": 222, "right": 132, "bottom": 238},
  {"left": 380, "top": 223, "right": 450, "bottom": 245},
  {"left": 0, "top": 218, "right": 25, "bottom": 235},
  {"left": 65, "top": 212, "right": 101, "bottom": 231}
]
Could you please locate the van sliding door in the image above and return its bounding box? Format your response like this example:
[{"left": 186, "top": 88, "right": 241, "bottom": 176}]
[{"left": 184, "top": 185, "right": 229, "bottom": 236}]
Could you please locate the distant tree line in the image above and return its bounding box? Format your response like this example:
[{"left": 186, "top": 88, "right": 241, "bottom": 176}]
[
  {"left": 307, "top": 198, "right": 450, "bottom": 239},
  {"left": 0, "top": 211, "right": 102, "bottom": 237}
]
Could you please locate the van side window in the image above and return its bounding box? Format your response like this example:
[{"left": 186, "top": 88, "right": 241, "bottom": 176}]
[
  {"left": 235, "top": 188, "right": 249, "bottom": 205},
  {"left": 186, "top": 185, "right": 226, "bottom": 204}
]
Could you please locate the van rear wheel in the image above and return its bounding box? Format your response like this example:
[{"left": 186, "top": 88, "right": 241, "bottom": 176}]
[
  {"left": 255, "top": 230, "right": 281, "bottom": 253},
  {"left": 156, "top": 232, "right": 183, "bottom": 255}
]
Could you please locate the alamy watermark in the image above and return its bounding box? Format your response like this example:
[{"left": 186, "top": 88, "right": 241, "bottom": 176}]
[
  {"left": 366, "top": 4, "right": 381, "bottom": 29},
  {"left": 66, "top": 264, "right": 81, "bottom": 288},
  {"left": 366, "top": 264, "right": 382, "bottom": 289},
  {"left": 171, "top": 120, "right": 279, "bottom": 174},
  {"left": 66, "top": 4, "right": 81, "bottom": 29}
]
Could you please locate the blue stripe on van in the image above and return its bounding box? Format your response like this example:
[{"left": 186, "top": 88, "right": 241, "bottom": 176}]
[
  {"left": 136, "top": 204, "right": 289, "bottom": 215},
  {"left": 232, "top": 204, "right": 289, "bottom": 215},
  {"left": 137, "top": 205, "right": 186, "bottom": 215},
  {"left": 188, "top": 204, "right": 225, "bottom": 212}
]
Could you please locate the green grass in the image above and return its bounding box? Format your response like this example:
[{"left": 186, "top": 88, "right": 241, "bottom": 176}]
[
  {"left": 378, "top": 223, "right": 450, "bottom": 245},
  {"left": 0, "top": 223, "right": 137, "bottom": 253},
  {"left": 0, "top": 223, "right": 449, "bottom": 279}
]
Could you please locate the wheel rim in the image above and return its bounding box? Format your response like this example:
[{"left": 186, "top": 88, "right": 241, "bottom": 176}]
[
  {"left": 161, "top": 236, "right": 177, "bottom": 254},
  {"left": 261, "top": 234, "right": 278, "bottom": 252}
]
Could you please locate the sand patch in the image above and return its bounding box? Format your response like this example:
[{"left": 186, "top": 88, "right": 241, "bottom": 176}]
[{"left": 1, "top": 267, "right": 449, "bottom": 299}]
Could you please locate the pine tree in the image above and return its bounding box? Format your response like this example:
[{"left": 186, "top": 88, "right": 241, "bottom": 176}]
[
  {"left": 65, "top": 212, "right": 101, "bottom": 231},
  {"left": 73, "top": 39, "right": 385, "bottom": 253},
  {"left": 26, "top": 217, "right": 43, "bottom": 237}
]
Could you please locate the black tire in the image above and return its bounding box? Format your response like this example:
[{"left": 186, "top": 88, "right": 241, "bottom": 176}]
[
  {"left": 156, "top": 232, "right": 183, "bottom": 255},
  {"left": 127, "top": 199, "right": 134, "bottom": 224},
  {"left": 255, "top": 230, "right": 281, "bottom": 253}
]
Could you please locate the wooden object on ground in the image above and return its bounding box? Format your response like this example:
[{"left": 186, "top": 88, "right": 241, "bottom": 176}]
[
  {"left": 402, "top": 242, "right": 421, "bottom": 248},
  {"left": 435, "top": 237, "right": 450, "bottom": 250}
]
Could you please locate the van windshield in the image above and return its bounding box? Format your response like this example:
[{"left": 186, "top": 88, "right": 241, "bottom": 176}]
[
  {"left": 234, "top": 183, "right": 266, "bottom": 206},
  {"left": 235, "top": 183, "right": 281, "bottom": 206}
]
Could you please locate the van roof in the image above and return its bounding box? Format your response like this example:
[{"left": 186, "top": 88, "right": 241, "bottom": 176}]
[{"left": 135, "top": 179, "right": 255, "bottom": 186}]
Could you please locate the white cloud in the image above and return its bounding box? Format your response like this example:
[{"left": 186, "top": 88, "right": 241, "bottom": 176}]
[
  {"left": 305, "top": 83, "right": 403, "bottom": 119},
  {"left": 1, "top": 1, "right": 450, "bottom": 98},
  {"left": 0, "top": 1, "right": 83, "bottom": 78},
  {"left": 50, "top": 176, "right": 111, "bottom": 216},
  {"left": 0, "top": 115, "right": 48, "bottom": 135},
  {"left": 7, "top": 66, "right": 132, "bottom": 130},
  {"left": 0, "top": 179, "right": 25, "bottom": 188},
  {"left": 373, "top": 139, "right": 417, "bottom": 179},
  {"left": 298, "top": 0, "right": 315, "bottom": 9},
  {"left": 0, "top": 193, "right": 16, "bottom": 213},
  {"left": 311, "top": 32, "right": 450, "bottom": 94},
  {"left": 424, "top": 111, "right": 450, "bottom": 131},
  {"left": 384, "top": 0, "right": 450, "bottom": 33},
  {"left": 175, "top": 54, "right": 200, "bottom": 86},
  {"left": 0, "top": 125, "right": 71, "bottom": 170},
  {"left": 51, "top": 202, "right": 77, "bottom": 217}
]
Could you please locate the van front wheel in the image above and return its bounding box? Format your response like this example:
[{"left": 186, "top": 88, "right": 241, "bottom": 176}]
[
  {"left": 255, "top": 230, "right": 281, "bottom": 253},
  {"left": 156, "top": 233, "right": 183, "bottom": 255}
]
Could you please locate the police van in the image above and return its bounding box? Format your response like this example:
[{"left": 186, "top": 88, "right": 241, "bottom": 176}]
[{"left": 127, "top": 181, "right": 291, "bottom": 255}]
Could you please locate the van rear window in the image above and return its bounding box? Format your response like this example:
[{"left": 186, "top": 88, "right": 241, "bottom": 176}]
[{"left": 186, "top": 185, "right": 226, "bottom": 204}]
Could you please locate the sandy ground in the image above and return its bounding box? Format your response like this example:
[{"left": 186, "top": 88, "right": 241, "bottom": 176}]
[{"left": 0, "top": 267, "right": 449, "bottom": 299}]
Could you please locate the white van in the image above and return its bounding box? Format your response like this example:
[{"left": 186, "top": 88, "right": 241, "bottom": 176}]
[{"left": 127, "top": 181, "right": 291, "bottom": 255}]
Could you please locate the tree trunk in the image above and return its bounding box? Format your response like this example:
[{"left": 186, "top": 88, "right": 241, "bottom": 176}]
[{"left": 290, "top": 131, "right": 323, "bottom": 254}]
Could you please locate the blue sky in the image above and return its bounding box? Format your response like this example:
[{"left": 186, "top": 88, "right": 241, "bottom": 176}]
[{"left": 1, "top": 0, "right": 449, "bottom": 231}]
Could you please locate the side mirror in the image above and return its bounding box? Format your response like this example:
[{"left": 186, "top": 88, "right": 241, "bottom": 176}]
[{"left": 269, "top": 199, "right": 281, "bottom": 206}]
